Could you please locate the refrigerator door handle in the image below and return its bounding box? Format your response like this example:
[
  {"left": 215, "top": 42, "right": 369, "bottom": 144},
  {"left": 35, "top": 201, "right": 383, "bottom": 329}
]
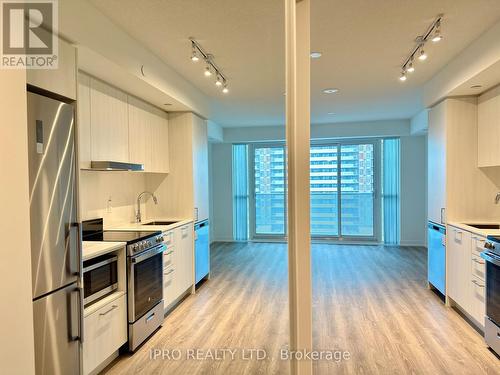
[
  {"left": 69, "top": 287, "right": 84, "bottom": 343},
  {"left": 70, "top": 222, "right": 83, "bottom": 277}
]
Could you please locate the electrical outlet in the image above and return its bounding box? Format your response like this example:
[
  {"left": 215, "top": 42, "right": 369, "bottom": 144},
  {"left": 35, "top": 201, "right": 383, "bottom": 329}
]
[{"left": 107, "top": 196, "right": 113, "bottom": 213}]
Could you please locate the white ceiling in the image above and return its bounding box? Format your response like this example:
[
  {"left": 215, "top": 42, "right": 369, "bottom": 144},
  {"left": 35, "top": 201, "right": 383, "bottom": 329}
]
[{"left": 89, "top": 0, "right": 500, "bottom": 127}]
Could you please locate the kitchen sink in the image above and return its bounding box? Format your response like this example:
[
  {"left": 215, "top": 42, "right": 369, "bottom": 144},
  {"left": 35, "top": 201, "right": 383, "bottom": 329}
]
[
  {"left": 464, "top": 223, "right": 500, "bottom": 229},
  {"left": 143, "top": 221, "right": 179, "bottom": 226}
]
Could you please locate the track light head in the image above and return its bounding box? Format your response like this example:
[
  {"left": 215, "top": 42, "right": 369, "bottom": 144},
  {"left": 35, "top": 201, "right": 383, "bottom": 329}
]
[
  {"left": 222, "top": 84, "right": 229, "bottom": 93},
  {"left": 432, "top": 21, "right": 442, "bottom": 42},
  {"left": 418, "top": 48, "right": 427, "bottom": 61},
  {"left": 399, "top": 71, "right": 407, "bottom": 81},
  {"left": 204, "top": 66, "right": 212, "bottom": 77},
  {"left": 407, "top": 62, "right": 415, "bottom": 73},
  {"left": 215, "top": 76, "right": 222, "bottom": 86}
]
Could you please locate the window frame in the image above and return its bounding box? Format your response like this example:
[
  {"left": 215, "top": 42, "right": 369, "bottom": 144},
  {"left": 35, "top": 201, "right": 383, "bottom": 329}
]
[{"left": 247, "top": 138, "right": 382, "bottom": 243}]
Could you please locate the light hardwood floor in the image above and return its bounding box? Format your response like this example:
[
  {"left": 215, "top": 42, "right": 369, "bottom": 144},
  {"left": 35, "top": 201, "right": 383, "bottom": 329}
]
[{"left": 103, "top": 242, "right": 500, "bottom": 374}]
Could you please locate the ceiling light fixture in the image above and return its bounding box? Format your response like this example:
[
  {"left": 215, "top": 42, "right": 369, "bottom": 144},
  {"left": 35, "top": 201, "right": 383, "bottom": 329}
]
[
  {"left": 323, "top": 88, "right": 339, "bottom": 94},
  {"left": 191, "top": 46, "right": 199, "bottom": 62},
  {"left": 310, "top": 52, "right": 322, "bottom": 59},
  {"left": 432, "top": 21, "right": 443, "bottom": 42},
  {"left": 399, "top": 14, "right": 443, "bottom": 81},
  {"left": 190, "top": 38, "right": 229, "bottom": 93},
  {"left": 399, "top": 71, "right": 407, "bottom": 81},
  {"left": 418, "top": 48, "right": 427, "bottom": 61}
]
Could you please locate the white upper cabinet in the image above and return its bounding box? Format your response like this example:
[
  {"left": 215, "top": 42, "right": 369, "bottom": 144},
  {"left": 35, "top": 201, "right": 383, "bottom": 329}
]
[
  {"left": 77, "top": 73, "right": 170, "bottom": 173},
  {"left": 90, "top": 78, "right": 129, "bottom": 163},
  {"left": 478, "top": 86, "right": 500, "bottom": 167},
  {"left": 149, "top": 106, "right": 170, "bottom": 174},
  {"left": 27, "top": 37, "right": 77, "bottom": 100},
  {"left": 128, "top": 96, "right": 152, "bottom": 170},
  {"left": 127, "top": 95, "right": 169, "bottom": 173}
]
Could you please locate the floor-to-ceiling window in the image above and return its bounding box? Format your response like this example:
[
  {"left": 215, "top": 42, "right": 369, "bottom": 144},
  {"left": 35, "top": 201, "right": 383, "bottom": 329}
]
[
  {"left": 245, "top": 139, "right": 380, "bottom": 241},
  {"left": 252, "top": 145, "right": 286, "bottom": 236}
]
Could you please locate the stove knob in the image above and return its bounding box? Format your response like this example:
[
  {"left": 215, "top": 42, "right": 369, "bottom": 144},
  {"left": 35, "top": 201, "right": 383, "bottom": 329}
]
[
  {"left": 485, "top": 242, "right": 494, "bottom": 250},
  {"left": 133, "top": 243, "right": 139, "bottom": 251},
  {"left": 142, "top": 240, "right": 147, "bottom": 249},
  {"left": 147, "top": 240, "right": 152, "bottom": 247}
]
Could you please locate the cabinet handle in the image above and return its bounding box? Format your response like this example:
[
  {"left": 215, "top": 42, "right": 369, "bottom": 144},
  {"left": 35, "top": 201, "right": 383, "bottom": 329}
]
[
  {"left": 164, "top": 269, "right": 175, "bottom": 276},
  {"left": 472, "top": 258, "right": 485, "bottom": 265},
  {"left": 164, "top": 250, "right": 174, "bottom": 256},
  {"left": 99, "top": 305, "right": 118, "bottom": 316},
  {"left": 471, "top": 279, "right": 485, "bottom": 288}
]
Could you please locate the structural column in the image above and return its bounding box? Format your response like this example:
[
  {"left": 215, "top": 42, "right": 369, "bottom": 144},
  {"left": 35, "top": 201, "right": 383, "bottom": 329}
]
[{"left": 285, "top": 1, "right": 312, "bottom": 374}]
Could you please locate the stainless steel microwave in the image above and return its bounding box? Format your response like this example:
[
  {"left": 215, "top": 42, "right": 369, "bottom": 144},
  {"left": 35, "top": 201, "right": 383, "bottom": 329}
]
[{"left": 83, "top": 254, "right": 118, "bottom": 306}]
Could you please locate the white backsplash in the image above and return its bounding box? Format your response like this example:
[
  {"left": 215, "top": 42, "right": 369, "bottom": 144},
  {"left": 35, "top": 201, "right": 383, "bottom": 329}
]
[{"left": 79, "top": 170, "right": 150, "bottom": 226}]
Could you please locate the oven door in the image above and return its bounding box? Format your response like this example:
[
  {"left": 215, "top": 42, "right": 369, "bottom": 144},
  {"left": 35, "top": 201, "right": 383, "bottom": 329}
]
[
  {"left": 128, "top": 245, "right": 164, "bottom": 323},
  {"left": 481, "top": 251, "right": 500, "bottom": 324}
]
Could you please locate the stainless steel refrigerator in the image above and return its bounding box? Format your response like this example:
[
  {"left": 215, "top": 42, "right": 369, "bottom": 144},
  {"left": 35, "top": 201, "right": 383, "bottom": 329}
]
[{"left": 28, "top": 91, "right": 82, "bottom": 374}]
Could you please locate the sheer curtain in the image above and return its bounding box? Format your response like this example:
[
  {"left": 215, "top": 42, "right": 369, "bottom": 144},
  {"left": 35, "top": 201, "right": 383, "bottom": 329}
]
[
  {"left": 382, "top": 138, "right": 400, "bottom": 244},
  {"left": 232, "top": 144, "right": 249, "bottom": 240}
]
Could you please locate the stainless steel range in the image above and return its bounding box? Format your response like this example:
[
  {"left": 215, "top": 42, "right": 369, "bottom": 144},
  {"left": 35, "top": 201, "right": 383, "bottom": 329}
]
[
  {"left": 481, "top": 236, "right": 500, "bottom": 355},
  {"left": 82, "top": 219, "right": 165, "bottom": 351}
]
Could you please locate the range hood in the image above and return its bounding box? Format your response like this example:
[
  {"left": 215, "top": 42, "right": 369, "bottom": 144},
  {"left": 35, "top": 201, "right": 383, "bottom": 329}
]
[{"left": 89, "top": 161, "right": 144, "bottom": 171}]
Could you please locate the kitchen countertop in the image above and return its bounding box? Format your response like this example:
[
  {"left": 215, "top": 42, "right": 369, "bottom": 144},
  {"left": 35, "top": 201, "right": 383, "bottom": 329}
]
[
  {"left": 107, "top": 218, "right": 194, "bottom": 232},
  {"left": 82, "top": 241, "right": 127, "bottom": 260},
  {"left": 447, "top": 221, "right": 500, "bottom": 237}
]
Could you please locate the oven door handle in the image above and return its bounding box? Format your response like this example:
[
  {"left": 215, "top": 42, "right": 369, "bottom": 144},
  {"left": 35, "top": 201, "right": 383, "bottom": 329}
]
[
  {"left": 131, "top": 245, "right": 164, "bottom": 263},
  {"left": 480, "top": 251, "right": 500, "bottom": 266}
]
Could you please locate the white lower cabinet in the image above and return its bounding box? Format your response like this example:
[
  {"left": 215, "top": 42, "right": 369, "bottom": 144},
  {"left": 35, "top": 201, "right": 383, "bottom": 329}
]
[
  {"left": 447, "top": 226, "right": 486, "bottom": 329},
  {"left": 83, "top": 294, "right": 127, "bottom": 375},
  {"left": 162, "top": 223, "right": 194, "bottom": 311}
]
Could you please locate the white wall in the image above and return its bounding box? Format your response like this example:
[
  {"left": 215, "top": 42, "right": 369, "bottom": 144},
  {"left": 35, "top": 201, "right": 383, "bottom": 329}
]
[
  {"left": 223, "top": 119, "right": 411, "bottom": 143},
  {"left": 79, "top": 171, "right": 149, "bottom": 226},
  {"left": 400, "top": 135, "right": 427, "bottom": 246},
  {"left": 0, "top": 70, "right": 36, "bottom": 374},
  {"left": 210, "top": 143, "right": 234, "bottom": 241},
  {"left": 211, "top": 121, "right": 427, "bottom": 245}
]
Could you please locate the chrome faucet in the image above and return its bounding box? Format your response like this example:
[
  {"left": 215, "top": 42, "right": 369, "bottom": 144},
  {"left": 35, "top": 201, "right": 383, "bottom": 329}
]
[
  {"left": 136, "top": 191, "right": 158, "bottom": 223},
  {"left": 496, "top": 192, "right": 500, "bottom": 205}
]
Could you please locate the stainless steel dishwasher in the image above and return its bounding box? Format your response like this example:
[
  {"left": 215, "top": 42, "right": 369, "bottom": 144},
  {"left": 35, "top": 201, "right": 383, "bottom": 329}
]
[
  {"left": 428, "top": 222, "right": 446, "bottom": 295},
  {"left": 195, "top": 220, "right": 210, "bottom": 284}
]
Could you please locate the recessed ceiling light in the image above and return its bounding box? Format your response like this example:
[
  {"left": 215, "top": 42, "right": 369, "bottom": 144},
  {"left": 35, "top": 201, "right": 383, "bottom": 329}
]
[
  {"left": 323, "top": 88, "right": 339, "bottom": 94},
  {"left": 471, "top": 85, "right": 482, "bottom": 89},
  {"left": 310, "top": 52, "right": 322, "bottom": 59}
]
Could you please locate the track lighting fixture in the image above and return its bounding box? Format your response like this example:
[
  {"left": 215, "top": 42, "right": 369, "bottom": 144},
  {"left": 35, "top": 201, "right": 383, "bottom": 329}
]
[
  {"left": 418, "top": 48, "right": 427, "bottom": 61},
  {"left": 406, "top": 61, "right": 415, "bottom": 73},
  {"left": 398, "top": 14, "right": 443, "bottom": 82},
  {"left": 189, "top": 38, "right": 230, "bottom": 94},
  {"left": 432, "top": 21, "right": 442, "bottom": 42},
  {"left": 191, "top": 46, "right": 199, "bottom": 62}
]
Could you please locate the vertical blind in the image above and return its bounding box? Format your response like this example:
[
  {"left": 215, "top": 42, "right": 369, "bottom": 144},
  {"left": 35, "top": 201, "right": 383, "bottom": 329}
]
[
  {"left": 232, "top": 144, "right": 249, "bottom": 240},
  {"left": 382, "top": 138, "right": 401, "bottom": 244}
]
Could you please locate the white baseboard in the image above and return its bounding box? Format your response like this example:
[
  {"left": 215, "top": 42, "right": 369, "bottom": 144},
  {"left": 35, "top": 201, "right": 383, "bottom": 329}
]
[{"left": 399, "top": 240, "right": 426, "bottom": 247}]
